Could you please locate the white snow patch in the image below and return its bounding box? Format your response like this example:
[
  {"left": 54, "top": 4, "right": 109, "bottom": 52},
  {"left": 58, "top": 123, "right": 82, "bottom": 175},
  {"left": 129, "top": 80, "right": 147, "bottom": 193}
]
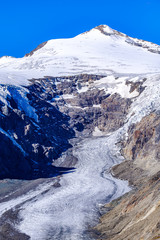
[
  {"left": 92, "top": 127, "right": 105, "bottom": 136},
  {"left": 93, "top": 104, "right": 101, "bottom": 108},
  {"left": 61, "top": 94, "right": 75, "bottom": 99},
  {"left": 94, "top": 75, "right": 139, "bottom": 98},
  {"left": 0, "top": 85, "right": 38, "bottom": 121},
  {"left": 77, "top": 86, "right": 89, "bottom": 93},
  {"left": 102, "top": 25, "right": 114, "bottom": 34}
]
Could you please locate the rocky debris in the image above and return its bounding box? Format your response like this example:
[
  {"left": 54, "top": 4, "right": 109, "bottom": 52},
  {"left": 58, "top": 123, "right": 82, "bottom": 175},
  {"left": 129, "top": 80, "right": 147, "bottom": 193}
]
[
  {"left": 50, "top": 75, "right": 132, "bottom": 134},
  {"left": 93, "top": 112, "right": 160, "bottom": 239},
  {"left": 121, "top": 112, "right": 160, "bottom": 175},
  {"left": 93, "top": 171, "right": 160, "bottom": 240},
  {"left": 111, "top": 160, "right": 147, "bottom": 187},
  {"left": 126, "top": 78, "right": 146, "bottom": 95},
  {"left": 61, "top": 92, "right": 131, "bottom": 134},
  {"left": 28, "top": 74, "right": 105, "bottom": 99},
  {"left": 0, "top": 209, "right": 30, "bottom": 240}
]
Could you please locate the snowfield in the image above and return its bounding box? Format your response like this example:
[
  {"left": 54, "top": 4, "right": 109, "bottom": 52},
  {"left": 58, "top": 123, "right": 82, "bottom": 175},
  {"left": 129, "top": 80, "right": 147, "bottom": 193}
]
[{"left": 0, "top": 25, "right": 160, "bottom": 86}]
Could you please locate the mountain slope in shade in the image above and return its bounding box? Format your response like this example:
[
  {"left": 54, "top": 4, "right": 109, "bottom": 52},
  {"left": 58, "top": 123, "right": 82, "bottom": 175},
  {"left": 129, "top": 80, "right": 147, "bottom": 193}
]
[{"left": 0, "top": 25, "right": 160, "bottom": 86}]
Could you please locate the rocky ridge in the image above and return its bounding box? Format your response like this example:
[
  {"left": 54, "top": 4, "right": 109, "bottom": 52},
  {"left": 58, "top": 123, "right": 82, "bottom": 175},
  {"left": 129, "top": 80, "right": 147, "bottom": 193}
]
[
  {"left": 95, "top": 25, "right": 160, "bottom": 55},
  {"left": 93, "top": 112, "right": 160, "bottom": 239}
]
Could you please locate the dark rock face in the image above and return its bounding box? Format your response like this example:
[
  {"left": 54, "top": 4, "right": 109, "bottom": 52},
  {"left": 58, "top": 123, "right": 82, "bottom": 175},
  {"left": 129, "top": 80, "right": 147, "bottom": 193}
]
[
  {"left": 126, "top": 78, "right": 146, "bottom": 95},
  {"left": 0, "top": 85, "right": 75, "bottom": 179},
  {"left": 93, "top": 171, "right": 160, "bottom": 240},
  {"left": 121, "top": 112, "right": 160, "bottom": 175},
  {"left": 25, "top": 41, "right": 48, "bottom": 57},
  {"left": 38, "top": 75, "right": 132, "bottom": 134},
  {"left": 111, "top": 160, "right": 146, "bottom": 187},
  {"left": 0, "top": 132, "right": 31, "bottom": 179},
  {"left": 0, "top": 209, "right": 30, "bottom": 240},
  {"left": 0, "top": 74, "right": 131, "bottom": 180}
]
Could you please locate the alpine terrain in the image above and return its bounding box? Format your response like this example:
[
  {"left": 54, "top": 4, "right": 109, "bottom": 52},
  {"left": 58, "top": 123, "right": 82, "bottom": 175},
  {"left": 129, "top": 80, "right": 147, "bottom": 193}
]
[{"left": 0, "top": 25, "right": 160, "bottom": 240}]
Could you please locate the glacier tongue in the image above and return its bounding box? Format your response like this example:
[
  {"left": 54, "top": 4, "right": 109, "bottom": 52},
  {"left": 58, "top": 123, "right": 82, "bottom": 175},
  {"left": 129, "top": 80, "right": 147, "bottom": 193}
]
[{"left": 17, "top": 133, "right": 130, "bottom": 240}]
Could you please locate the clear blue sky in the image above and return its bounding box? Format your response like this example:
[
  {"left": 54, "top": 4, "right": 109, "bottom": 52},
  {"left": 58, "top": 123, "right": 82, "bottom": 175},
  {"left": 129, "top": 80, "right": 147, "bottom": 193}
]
[{"left": 0, "top": 0, "right": 160, "bottom": 57}]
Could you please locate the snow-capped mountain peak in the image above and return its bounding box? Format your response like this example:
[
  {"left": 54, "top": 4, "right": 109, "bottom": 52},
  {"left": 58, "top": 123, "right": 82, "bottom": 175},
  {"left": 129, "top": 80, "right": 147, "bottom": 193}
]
[
  {"left": 96, "top": 24, "right": 114, "bottom": 34},
  {"left": 81, "top": 24, "right": 114, "bottom": 36},
  {"left": 0, "top": 25, "right": 160, "bottom": 86}
]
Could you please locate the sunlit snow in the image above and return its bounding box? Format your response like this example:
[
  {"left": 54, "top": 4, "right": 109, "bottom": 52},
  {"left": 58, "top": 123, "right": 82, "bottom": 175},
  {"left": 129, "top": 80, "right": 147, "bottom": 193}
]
[{"left": 0, "top": 26, "right": 160, "bottom": 86}]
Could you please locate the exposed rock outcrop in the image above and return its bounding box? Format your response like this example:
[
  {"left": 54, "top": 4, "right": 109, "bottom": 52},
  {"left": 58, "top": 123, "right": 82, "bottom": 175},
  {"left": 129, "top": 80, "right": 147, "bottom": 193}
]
[
  {"left": 0, "top": 83, "right": 75, "bottom": 179},
  {"left": 25, "top": 41, "right": 48, "bottom": 57},
  {"left": 93, "top": 171, "right": 160, "bottom": 240},
  {"left": 0, "top": 209, "right": 30, "bottom": 240},
  {"left": 0, "top": 74, "right": 132, "bottom": 179},
  {"left": 122, "top": 112, "right": 160, "bottom": 176},
  {"left": 93, "top": 112, "right": 160, "bottom": 240}
]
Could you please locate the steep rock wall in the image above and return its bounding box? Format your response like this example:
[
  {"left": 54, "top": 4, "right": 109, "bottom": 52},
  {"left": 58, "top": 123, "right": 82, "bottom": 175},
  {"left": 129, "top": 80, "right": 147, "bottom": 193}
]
[{"left": 93, "top": 112, "right": 160, "bottom": 240}]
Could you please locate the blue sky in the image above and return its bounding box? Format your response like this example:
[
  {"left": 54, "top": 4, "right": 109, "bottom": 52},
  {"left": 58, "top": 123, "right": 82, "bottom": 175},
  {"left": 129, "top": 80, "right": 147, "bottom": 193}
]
[{"left": 0, "top": 0, "right": 160, "bottom": 57}]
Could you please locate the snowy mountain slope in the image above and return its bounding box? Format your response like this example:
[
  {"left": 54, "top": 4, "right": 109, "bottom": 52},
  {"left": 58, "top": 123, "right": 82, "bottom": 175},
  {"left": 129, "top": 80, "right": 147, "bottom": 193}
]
[
  {"left": 0, "top": 25, "right": 160, "bottom": 240},
  {"left": 1, "top": 25, "right": 160, "bottom": 86}
]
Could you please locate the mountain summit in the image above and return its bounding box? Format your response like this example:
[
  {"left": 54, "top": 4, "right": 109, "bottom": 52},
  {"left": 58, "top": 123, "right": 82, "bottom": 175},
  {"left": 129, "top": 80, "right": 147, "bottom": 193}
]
[{"left": 0, "top": 25, "right": 160, "bottom": 86}]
